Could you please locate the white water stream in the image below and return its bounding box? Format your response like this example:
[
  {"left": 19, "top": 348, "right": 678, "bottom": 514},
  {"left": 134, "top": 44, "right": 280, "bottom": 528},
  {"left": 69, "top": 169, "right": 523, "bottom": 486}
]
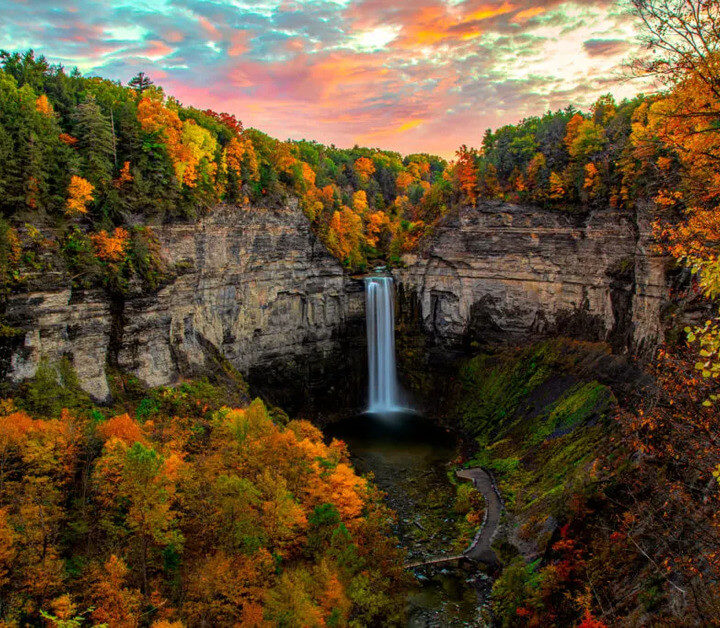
[{"left": 365, "top": 276, "right": 401, "bottom": 413}]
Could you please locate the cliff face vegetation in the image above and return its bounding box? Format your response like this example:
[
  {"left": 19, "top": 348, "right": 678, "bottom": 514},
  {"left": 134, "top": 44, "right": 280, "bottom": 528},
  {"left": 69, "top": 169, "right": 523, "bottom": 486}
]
[
  {"left": 443, "top": 338, "right": 719, "bottom": 626},
  {"left": 0, "top": 374, "right": 409, "bottom": 626}
]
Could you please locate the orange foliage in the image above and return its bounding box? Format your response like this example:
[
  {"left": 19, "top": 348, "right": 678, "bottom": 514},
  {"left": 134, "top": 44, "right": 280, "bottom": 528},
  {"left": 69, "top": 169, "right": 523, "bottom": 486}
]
[
  {"left": 583, "top": 163, "right": 602, "bottom": 197},
  {"left": 319, "top": 184, "right": 336, "bottom": 207},
  {"left": 549, "top": 172, "right": 565, "bottom": 200},
  {"left": 577, "top": 609, "right": 608, "bottom": 628},
  {"left": 327, "top": 207, "right": 363, "bottom": 262},
  {"left": 274, "top": 142, "right": 297, "bottom": 175},
  {"left": 182, "top": 550, "right": 273, "bottom": 624},
  {"left": 49, "top": 594, "right": 77, "bottom": 622},
  {"left": 455, "top": 145, "right": 479, "bottom": 205},
  {"left": 366, "top": 210, "right": 391, "bottom": 247},
  {"left": 0, "top": 508, "right": 15, "bottom": 589},
  {"left": 114, "top": 161, "right": 133, "bottom": 188},
  {"left": 396, "top": 170, "right": 414, "bottom": 192},
  {"left": 97, "top": 413, "right": 144, "bottom": 444},
  {"left": 225, "top": 134, "right": 259, "bottom": 184},
  {"left": 59, "top": 132, "right": 77, "bottom": 145},
  {"left": 300, "top": 162, "right": 316, "bottom": 188},
  {"left": 91, "top": 227, "right": 130, "bottom": 262},
  {"left": 65, "top": 175, "right": 94, "bottom": 216},
  {"left": 35, "top": 94, "right": 53, "bottom": 116},
  {"left": 89, "top": 555, "right": 142, "bottom": 627},
  {"left": 564, "top": 113, "right": 585, "bottom": 149},
  {"left": 354, "top": 157, "right": 375, "bottom": 181},
  {"left": 137, "top": 97, "right": 197, "bottom": 186}
]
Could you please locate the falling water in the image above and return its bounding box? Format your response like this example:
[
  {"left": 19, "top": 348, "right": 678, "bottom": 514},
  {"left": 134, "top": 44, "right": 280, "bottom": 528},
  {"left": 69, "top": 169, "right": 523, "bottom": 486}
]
[{"left": 365, "top": 275, "right": 400, "bottom": 413}]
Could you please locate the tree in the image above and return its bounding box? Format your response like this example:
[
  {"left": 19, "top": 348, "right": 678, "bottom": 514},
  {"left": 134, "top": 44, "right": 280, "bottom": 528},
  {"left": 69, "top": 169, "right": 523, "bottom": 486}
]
[
  {"left": 87, "top": 555, "right": 142, "bottom": 626},
  {"left": 65, "top": 175, "right": 94, "bottom": 216},
  {"left": 72, "top": 94, "right": 115, "bottom": 185},
  {"left": 90, "top": 227, "right": 129, "bottom": 262},
  {"left": 129, "top": 72, "right": 154, "bottom": 94},
  {"left": 35, "top": 94, "right": 53, "bottom": 116},
  {"left": 454, "top": 145, "right": 479, "bottom": 205},
  {"left": 630, "top": 0, "right": 720, "bottom": 89},
  {"left": 354, "top": 156, "right": 375, "bottom": 182}
]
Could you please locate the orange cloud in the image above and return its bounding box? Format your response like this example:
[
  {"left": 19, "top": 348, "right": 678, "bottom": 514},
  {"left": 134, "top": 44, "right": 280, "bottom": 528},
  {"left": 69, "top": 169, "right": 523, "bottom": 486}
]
[
  {"left": 513, "top": 6, "right": 546, "bottom": 21},
  {"left": 393, "top": 1, "right": 518, "bottom": 48}
]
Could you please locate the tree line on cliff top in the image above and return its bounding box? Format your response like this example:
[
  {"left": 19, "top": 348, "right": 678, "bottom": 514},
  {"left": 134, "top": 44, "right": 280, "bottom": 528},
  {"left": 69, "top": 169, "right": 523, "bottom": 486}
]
[{"left": 0, "top": 44, "right": 675, "bottom": 287}]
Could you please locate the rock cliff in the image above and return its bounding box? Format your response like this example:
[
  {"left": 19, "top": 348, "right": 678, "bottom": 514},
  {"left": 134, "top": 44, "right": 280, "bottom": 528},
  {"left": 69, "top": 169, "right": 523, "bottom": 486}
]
[
  {"left": 395, "top": 202, "right": 665, "bottom": 357},
  {"left": 2, "top": 202, "right": 365, "bottom": 407},
  {"left": 1, "top": 200, "right": 667, "bottom": 408}
]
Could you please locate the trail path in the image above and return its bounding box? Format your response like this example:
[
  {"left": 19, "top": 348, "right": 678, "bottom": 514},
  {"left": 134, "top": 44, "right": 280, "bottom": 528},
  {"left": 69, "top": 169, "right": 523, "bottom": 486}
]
[{"left": 404, "top": 467, "right": 503, "bottom": 569}]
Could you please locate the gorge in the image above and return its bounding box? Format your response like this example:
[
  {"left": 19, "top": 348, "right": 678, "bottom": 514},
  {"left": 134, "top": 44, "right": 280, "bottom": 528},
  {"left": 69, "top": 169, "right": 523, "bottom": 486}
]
[
  {"left": 2, "top": 5, "right": 719, "bottom": 620},
  {"left": 1, "top": 199, "right": 665, "bottom": 415},
  {"left": 2, "top": 198, "right": 670, "bottom": 624}
]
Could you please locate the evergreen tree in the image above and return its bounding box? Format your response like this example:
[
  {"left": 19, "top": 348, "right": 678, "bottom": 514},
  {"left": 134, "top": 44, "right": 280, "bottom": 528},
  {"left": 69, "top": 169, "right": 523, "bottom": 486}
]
[
  {"left": 72, "top": 94, "right": 115, "bottom": 187},
  {"left": 128, "top": 71, "right": 153, "bottom": 94}
]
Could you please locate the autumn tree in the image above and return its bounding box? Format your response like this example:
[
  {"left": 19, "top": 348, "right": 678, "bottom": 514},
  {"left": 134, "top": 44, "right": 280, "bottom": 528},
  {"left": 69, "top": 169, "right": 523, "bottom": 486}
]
[
  {"left": 35, "top": 94, "right": 53, "bottom": 116},
  {"left": 92, "top": 435, "right": 183, "bottom": 594},
  {"left": 454, "top": 145, "right": 479, "bottom": 205},
  {"left": 91, "top": 227, "right": 129, "bottom": 262},
  {"left": 630, "top": 0, "right": 720, "bottom": 87},
  {"left": 65, "top": 175, "right": 94, "bottom": 216},
  {"left": 353, "top": 156, "right": 375, "bottom": 182}
]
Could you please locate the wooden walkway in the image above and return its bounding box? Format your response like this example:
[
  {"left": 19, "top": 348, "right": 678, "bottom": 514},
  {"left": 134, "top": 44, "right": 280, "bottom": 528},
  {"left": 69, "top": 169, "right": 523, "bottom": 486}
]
[
  {"left": 403, "top": 467, "right": 503, "bottom": 569},
  {"left": 404, "top": 554, "right": 465, "bottom": 570}
]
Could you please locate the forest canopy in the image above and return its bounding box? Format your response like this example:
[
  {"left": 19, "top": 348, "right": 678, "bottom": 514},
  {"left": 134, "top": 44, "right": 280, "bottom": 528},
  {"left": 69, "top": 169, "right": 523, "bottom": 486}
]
[{"left": 0, "top": 48, "right": 671, "bottom": 282}]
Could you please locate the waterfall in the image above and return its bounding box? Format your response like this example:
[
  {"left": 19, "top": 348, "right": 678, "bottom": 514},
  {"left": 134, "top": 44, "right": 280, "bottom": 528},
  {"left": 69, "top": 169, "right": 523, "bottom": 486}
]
[{"left": 365, "top": 276, "right": 400, "bottom": 413}]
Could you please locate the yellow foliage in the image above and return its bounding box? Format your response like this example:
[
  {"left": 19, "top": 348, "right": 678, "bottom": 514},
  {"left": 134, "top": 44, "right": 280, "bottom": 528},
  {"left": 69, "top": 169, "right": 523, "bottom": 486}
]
[
  {"left": 65, "top": 176, "right": 94, "bottom": 216},
  {"left": 354, "top": 157, "right": 375, "bottom": 181},
  {"left": 352, "top": 189, "right": 368, "bottom": 215},
  {"left": 549, "top": 172, "right": 565, "bottom": 200},
  {"left": 35, "top": 95, "right": 53, "bottom": 116}
]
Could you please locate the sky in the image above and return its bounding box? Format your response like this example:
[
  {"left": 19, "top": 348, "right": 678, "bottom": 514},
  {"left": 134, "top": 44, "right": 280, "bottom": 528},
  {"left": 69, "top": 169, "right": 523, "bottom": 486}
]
[{"left": 0, "top": 0, "right": 648, "bottom": 158}]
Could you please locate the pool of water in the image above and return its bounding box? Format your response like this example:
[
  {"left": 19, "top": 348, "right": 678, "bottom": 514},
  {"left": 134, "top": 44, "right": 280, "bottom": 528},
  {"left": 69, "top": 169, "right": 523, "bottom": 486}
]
[{"left": 328, "top": 411, "right": 491, "bottom": 626}]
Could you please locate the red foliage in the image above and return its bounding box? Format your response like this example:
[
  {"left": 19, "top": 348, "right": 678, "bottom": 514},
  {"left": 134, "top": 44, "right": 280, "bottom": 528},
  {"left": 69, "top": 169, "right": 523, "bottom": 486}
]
[{"left": 203, "top": 109, "right": 243, "bottom": 135}]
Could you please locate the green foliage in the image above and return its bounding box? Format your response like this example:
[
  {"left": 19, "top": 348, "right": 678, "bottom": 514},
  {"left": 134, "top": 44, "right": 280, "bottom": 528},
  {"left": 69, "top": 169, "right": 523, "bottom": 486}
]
[
  {"left": 490, "top": 558, "right": 541, "bottom": 627},
  {"left": 453, "top": 339, "right": 615, "bottom": 518},
  {"left": 22, "top": 357, "right": 92, "bottom": 416},
  {"left": 71, "top": 94, "right": 115, "bottom": 187}
]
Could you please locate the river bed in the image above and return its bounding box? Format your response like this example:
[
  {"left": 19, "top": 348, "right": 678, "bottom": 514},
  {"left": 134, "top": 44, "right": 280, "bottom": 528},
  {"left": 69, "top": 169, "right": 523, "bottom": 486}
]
[{"left": 328, "top": 411, "right": 492, "bottom": 626}]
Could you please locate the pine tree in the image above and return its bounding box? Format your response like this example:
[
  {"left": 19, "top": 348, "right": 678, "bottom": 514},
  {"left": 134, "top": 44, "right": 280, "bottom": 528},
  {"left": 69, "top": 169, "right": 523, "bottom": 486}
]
[
  {"left": 72, "top": 94, "right": 115, "bottom": 187},
  {"left": 128, "top": 72, "right": 153, "bottom": 94}
]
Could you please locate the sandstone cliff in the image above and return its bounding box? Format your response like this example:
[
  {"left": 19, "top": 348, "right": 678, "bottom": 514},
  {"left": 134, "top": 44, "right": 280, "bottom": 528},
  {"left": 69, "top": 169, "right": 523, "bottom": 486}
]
[
  {"left": 2, "top": 202, "right": 365, "bottom": 405},
  {"left": 2, "top": 200, "right": 666, "bottom": 407},
  {"left": 395, "top": 201, "right": 665, "bottom": 356}
]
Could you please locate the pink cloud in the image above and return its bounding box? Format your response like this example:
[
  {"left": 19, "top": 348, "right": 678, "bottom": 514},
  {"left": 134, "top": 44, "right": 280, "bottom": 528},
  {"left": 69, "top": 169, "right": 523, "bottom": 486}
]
[{"left": 140, "top": 40, "right": 173, "bottom": 58}]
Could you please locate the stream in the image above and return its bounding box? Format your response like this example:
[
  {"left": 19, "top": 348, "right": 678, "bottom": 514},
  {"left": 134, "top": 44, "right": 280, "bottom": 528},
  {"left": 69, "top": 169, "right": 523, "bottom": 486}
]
[{"left": 328, "top": 411, "right": 492, "bottom": 627}]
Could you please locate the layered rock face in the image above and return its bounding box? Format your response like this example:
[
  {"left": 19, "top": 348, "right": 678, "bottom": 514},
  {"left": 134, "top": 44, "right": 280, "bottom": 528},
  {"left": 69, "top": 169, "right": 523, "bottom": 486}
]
[
  {"left": 396, "top": 202, "right": 665, "bottom": 356},
  {"left": 2, "top": 199, "right": 666, "bottom": 407},
  {"left": 3, "top": 202, "right": 365, "bottom": 405}
]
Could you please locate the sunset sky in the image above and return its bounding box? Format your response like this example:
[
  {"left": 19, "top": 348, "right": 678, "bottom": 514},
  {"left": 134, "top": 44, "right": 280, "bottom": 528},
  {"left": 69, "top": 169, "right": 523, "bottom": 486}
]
[{"left": 1, "top": 0, "right": 647, "bottom": 157}]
